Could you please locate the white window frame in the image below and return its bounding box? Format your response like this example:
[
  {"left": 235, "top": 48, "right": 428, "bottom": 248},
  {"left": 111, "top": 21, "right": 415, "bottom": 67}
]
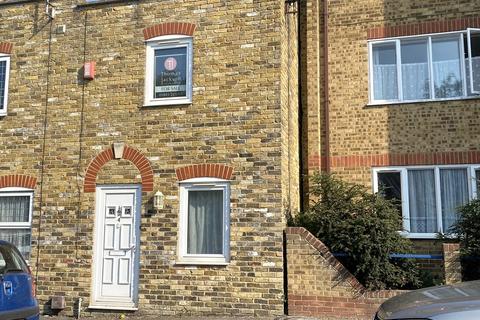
[
  {"left": 368, "top": 29, "right": 479, "bottom": 105},
  {"left": 144, "top": 35, "right": 193, "bottom": 107},
  {"left": 373, "top": 165, "right": 479, "bottom": 239},
  {"left": 176, "top": 177, "right": 230, "bottom": 265},
  {"left": 0, "top": 54, "right": 10, "bottom": 116},
  {"left": 0, "top": 188, "right": 34, "bottom": 259}
]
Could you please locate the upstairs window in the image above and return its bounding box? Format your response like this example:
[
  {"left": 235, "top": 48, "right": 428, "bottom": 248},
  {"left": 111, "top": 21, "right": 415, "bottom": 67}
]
[
  {"left": 144, "top": 36, "right": 193, "bottom": 106},
  {"left": 0, "top": 55, "right": 10, "bottom": 115},
  {"left": 368, "top": 29, "right": 480, "bottom": 104}
]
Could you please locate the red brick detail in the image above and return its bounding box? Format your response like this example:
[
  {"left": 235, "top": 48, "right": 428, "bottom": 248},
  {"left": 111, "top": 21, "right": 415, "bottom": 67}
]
[
  {"left": 84, "top": 145, "right": 154, "bottom": 192},
  {"left": 143, "top": 22, "right": 196, "bottom": 40},
  {"left": 175, "top": 164, "right": 234, "bottom": 181},
  {"left": 368, "top": 16, "right": 480, "bottom": 39},
  {"left": 308, "top": 150, "right": 480, "bottom": 170},
  {"left": 0, "top": 42, "right": 13, "bottom": 54},
  {"left": 0, "top": 174, "right": 37, "bottom": 189}
]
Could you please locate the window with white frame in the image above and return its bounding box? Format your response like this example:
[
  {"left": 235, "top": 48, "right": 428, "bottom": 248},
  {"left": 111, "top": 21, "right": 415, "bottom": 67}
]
[
  {"left": 0, "top": 190, "right": 33, "bottom": 260},
  {"left": 177, "top": 178, "right": 230, "bottom": 265},
  {"left": 368, "top": 28, "right": 480, "bottom": 104},
  {"left": 144, "top": 35, "right": 193, "bottom": 106},
  {"left": 0, "top": 55, "right": 10, "bottom": 115},
  {"left": 373, "top": 165, "right": 480, "bottom": 238}
]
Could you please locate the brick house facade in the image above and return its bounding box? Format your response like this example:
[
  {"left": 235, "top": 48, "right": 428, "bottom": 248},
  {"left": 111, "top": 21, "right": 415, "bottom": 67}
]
[
  {"left": 0, "top": 0, "right": 301, "bottom": 316},
  {"left": 1, "top": 0, "right": 478, "bottom": 317}
]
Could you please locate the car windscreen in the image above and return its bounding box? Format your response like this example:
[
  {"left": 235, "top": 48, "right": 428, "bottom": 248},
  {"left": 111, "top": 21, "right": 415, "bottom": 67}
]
[{"left": 0, "top": 244, "right": 28, "bottom": 276}]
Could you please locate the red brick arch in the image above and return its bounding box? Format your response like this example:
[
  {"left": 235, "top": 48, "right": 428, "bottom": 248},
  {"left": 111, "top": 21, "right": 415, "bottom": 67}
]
[
  {"left": 0, "top": 42, "right": 13, "bottom": 54},
  {"left": 0, "top": 174, "right": 37, "bottom": 189},
  {"left": 175, "top": 164, "right": 233, "bottom": 181},
  {"left": 143, "top": 22, "right": 196, "bottom": 40},
  {"left": 84, "top": 145, "right": 154, "bottom": 193}
]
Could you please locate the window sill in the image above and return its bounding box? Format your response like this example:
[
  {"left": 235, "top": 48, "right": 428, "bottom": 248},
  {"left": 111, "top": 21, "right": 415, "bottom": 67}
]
[
  {"left": 366, "top": 95, "right": 480, "bottom": 107},
  {"left": 400, "top": 232, "right": 441, "bottom": 239},
  {"left": 143, "top": 99, "right": 192, "bottom": 108},
  {"left": 76, "top": 0, "right": 138, "bottom": 8},
  {"left": 175, "top": 258, "right": 229, "bottom": 266}
]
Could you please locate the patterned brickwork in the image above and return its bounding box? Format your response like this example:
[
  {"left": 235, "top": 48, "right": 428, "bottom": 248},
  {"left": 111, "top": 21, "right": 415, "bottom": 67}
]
[
  {"left": 0, "top": 42, "right": 12, "bottom": 54},
  {"left": 143, "top": 22, "right": 196, "bottom": 40},
  {"left": 0, "top": 174, "right": 36, "bottom": 189},
  {"left": 84, "top": 145, "right": 154, "bottom": 192},
  {"left": 175, "top": 164, "right": 233, "bottom": 181},
  {"left": 368, "top": 16, "right": 480, "bottom": 39}
]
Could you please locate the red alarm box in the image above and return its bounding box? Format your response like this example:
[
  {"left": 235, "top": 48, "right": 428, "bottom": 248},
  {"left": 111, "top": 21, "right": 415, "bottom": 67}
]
[{"left": 84, "top": 61, "right": 95, "bottom": 80}]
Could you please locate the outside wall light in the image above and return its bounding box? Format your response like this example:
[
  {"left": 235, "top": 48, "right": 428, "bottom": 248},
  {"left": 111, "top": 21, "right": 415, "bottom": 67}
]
[{"left": 154, "top": 191, "right": 164, "bottom": 210}]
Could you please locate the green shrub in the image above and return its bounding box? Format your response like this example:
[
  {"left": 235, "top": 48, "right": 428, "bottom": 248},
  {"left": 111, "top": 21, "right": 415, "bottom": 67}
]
[
  {"left": 289, "top": 172, "right": 421, "bottom": 290},
  {"left": 448, "top": 199, "right": 480, "bottom": 281}
]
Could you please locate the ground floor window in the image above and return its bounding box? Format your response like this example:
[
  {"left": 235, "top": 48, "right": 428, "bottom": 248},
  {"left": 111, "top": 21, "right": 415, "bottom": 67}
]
[
  {"left": 373, "top": 165, "right": 480, "bottom": 238},
  {"left": 0, "top": 190, "right": 33, "bottom": 260},
  {"left": 177, "top": 178, "right": 230, "bottom": 265}
]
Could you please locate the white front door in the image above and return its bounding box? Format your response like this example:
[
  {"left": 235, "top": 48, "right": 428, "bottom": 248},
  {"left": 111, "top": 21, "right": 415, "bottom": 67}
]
[{"left": 91, "top": 185, "right": 141, "bottom": 310}]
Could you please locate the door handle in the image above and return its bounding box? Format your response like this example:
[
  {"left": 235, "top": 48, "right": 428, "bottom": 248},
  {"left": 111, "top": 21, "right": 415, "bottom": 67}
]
[{"left": 4, "top": 281, "right": 12, "bottom": 296}]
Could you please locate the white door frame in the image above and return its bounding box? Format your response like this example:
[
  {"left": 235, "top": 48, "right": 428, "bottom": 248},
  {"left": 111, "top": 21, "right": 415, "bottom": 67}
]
[{"left": 90, "top": 184, "right": 141, "bottom": 310}]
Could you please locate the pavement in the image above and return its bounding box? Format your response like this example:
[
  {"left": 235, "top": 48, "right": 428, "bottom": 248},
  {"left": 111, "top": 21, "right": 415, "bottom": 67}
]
[
  {"left": 41, "top": 316, "right": 322, "bottom": 320},
  {"left": 41, "top": 315, "right": 324, "bottom": 320}
]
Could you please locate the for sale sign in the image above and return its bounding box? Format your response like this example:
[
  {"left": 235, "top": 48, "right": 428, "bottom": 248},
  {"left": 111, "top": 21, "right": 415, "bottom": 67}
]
[{"left": 154, "top": 47, "right": 187, "bottom": 98}]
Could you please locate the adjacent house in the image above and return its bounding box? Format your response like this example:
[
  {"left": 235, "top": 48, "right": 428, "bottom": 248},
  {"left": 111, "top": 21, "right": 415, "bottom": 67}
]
[{"left": 301, "top": 0, "right": 480, "bottom": 275}]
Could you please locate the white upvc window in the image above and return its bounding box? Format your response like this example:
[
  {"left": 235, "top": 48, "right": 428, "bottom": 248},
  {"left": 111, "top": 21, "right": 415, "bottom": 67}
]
[
  {"left": 177, "top": 178, "right": 230, "bottom": 265},
  {"left": 368, "top": 29, "right": 480, "bottom": 104},
  {"left": 373, "top": 165, "right": 480, "bottom": 239},
  {"left": 0, "top": 55, "right": 10, "bottom": 116},
  {"left": 144, "top": 35, "right": 193, "bottom": 106},
  {"left": 0, "top": 188, "right": 33, "bottom": 260}
]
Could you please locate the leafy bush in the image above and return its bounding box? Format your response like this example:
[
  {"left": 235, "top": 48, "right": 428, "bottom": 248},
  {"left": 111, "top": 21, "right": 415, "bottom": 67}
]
[
  {"left": 289, "top": 172, "right": 421, "bottom": 290},
  {"left": 448, "top": 199, "right": 480, "bottom": 281}
]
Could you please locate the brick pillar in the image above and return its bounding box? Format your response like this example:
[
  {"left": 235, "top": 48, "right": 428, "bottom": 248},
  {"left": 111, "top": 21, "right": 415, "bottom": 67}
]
[{"left": 443, "top": 243, "right": 461, "bottom": 285}]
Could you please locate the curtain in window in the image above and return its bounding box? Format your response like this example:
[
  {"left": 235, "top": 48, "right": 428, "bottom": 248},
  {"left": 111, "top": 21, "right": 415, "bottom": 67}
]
[
  {"left": 432, "top": 38, "right": 463, "bottom": 98},
  {"left": 401, "top": 63, "right": 430, "bottom": 100},
  {"left": 0, "top": 229, "right": 30, "bottom": 260},
  {"left": 466, "top": 57, "right": 480, "bottom": 95},
  {"left": 0, "top": 196, "right": 30, "bottom": 222},
  {"left": 440, "top": 169, "right": 469, "bottom": 232},
  {"left": 372, "top": 43, "right": 398, "bottom": 101},
  {"left": 0, "top": 60, "right": 5, "bottom": 109},
  {"left": 408, "top": 170, "right": 437, "bottom": 233},
  {"left": 187, "top": 190, "right": 223, "bottom": 255}
]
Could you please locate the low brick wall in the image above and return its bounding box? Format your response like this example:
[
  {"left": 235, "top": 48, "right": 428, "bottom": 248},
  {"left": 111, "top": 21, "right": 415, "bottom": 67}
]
[{"left": 285, "top": 227, "right": 404, "bottom": 319}]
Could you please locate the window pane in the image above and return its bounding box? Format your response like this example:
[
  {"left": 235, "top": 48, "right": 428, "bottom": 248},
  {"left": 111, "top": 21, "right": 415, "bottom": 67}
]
[
  {"left": 154, "top": 47, "right": 187, "bottom": 99},
  {"left": 187, "top": 190, "right": 223, "bottom": 255},
  {"left": 0, "top": 196, "right": 30, "bottom": 223},
  {"left": 408, "top": 170, "right": 437, "bottom": 233},
  {"left": 440, "top": 169, "right": 469, "bottom": 232},
  {"left": 372, "top": 43, "right": 398, "bottom": 101},
  {"left": 401, "top": 40, "right": 430, "bottom": 100},
  {"left": 0, "top": 60, "right": 5, "bottom": 109},
  {"left": 432, "top": 38, "right": 463, "bottom": 98},
  {"left": 465, "top": 32, "right": 480, "bottom": 95},
  {"left": 0, "top": 229, "right": 31, "bottom": 260},
  {"left": 476, "top": 170, "right": 480, "bottom": 196},
  {"left": 378, "top": 172, "right": 402, "bottom": 214}
]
